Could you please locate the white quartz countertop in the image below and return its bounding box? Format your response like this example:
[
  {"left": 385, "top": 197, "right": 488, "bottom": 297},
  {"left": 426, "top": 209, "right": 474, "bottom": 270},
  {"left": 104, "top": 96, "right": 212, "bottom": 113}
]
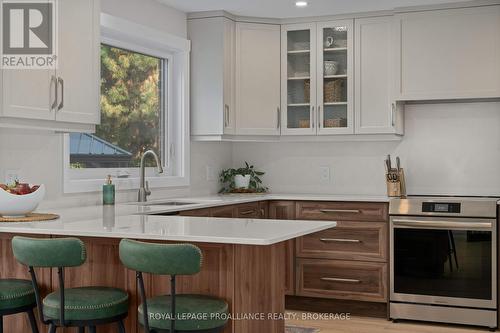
[{"left": 0, "top": 213, "right": 336, "bottom": 245}]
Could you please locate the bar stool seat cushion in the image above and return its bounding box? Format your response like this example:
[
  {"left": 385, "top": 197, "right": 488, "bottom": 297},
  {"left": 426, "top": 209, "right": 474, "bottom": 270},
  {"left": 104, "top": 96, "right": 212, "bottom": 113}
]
[
  {"left": 0, "top": 279, "right": 36, "bottom": 311},
  {"left": 138, "top": 294, "right": 228, "bottom": 331},
  {"left": 43, "top": 286, "right": 128, "bottom": 321}
]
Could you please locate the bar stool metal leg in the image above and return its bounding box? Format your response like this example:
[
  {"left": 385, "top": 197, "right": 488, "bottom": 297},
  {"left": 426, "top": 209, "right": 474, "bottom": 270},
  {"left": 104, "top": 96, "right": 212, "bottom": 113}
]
[
  {"left": 78, "top": 327, "right": 85, "bottom": 333},
  {"left": 89, "top": 325, "right": 96, "bottom": 333},
  {"left": 48, "top": 323, "right": 56, "bottom": 333},
  {"left": 117, "top": 320, "right": 125, "bottom": 333},
  {"left": 27, "top": 308, "right": 39, "bottom": 333},
  {"left": 0, "top": 315, "right": 3, "bottom": 333}
]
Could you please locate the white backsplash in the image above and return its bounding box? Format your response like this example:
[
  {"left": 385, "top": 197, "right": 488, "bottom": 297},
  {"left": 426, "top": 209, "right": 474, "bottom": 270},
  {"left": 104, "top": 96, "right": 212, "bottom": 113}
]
[{"left": 232, "top": 102, "right": 500, "bottom": 197}]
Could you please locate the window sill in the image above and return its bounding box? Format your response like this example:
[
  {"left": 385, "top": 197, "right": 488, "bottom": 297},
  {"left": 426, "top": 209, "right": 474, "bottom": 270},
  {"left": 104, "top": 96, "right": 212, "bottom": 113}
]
[{"left": 63, "top": 175, "right": 190, "bottom": 194}]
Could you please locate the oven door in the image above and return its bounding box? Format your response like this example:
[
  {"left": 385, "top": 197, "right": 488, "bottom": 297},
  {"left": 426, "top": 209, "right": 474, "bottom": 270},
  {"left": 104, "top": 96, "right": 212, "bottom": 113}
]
[{"left": 390, "top": 216, "right": 496, "bottom": 309}]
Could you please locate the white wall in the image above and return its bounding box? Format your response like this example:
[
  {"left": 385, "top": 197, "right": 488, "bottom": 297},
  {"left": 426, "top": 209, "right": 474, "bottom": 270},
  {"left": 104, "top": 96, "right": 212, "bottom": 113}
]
[
  {"left": 232, "top": 102, "right": 500, "bottom": 197},
  {"left": 0, "top": 0, "right": 233, "bottom": 207}
]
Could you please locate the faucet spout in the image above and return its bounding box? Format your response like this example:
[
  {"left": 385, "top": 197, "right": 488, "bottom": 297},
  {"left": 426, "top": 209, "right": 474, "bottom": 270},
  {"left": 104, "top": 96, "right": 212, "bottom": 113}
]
[{"left": 138, "top": 150, "right": 164, "bottom": 202}]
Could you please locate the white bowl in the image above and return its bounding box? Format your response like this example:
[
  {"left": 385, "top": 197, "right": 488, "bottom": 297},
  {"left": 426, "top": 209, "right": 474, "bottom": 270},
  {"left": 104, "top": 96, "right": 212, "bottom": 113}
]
[{"left": 0, "top": 184, "right": 46, "bottom": 217}]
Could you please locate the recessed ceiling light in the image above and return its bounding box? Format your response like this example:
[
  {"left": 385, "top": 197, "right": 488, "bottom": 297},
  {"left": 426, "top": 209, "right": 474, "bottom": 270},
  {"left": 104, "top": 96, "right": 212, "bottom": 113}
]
[{"left": 295, "top": 1, "right": 308, "bottom": 7}]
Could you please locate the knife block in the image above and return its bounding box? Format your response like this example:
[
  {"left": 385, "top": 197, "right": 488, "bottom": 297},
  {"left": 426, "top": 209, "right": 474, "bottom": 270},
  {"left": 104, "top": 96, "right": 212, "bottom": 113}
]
[{"left": 386, "top": 168, "right": 406, "bottom": 198}]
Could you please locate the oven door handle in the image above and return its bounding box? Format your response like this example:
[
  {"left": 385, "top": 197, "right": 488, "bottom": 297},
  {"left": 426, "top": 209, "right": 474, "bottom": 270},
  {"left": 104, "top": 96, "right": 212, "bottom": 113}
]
[{"left": 392, "top": 219, "right": 493, "bottom": 230}]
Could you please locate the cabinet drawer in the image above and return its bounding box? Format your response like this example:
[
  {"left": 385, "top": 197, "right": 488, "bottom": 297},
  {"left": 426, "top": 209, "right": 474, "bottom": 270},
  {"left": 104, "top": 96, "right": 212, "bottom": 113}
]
[
  {"left": 211, "top": 205, "right": 235, "bottom": 218},
  {"left": 179, "top": 208, "right": 211, "bottom": 217},
  {"left": 234, "top": 202, "right": 261, "bottom": 218},
  {"left": 296, "top": 201, "right": 388, "bottom": 222},
  {"left": 296, "top": 258, "right": 387, "bottom": 302},
  {"left": 296, "top": 221, "right": 387, "bottom": 262}
]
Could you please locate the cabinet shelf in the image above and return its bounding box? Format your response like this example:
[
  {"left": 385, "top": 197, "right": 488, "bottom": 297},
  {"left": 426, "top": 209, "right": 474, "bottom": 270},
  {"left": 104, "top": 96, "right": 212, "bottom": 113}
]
[
  {"left": 324, "top": 102, "right": 347, "bottom": 106},
  {"left": 324, "top": 47, "right": 347, "bottom": 52},
  {"left": 324, "top": 74, "right": 347, "bottom": 79},
  {"left": 288, "top": 76, "right": 310, "bottom": 80},
  {"left": 288, "top": 103, "right": 310, "bottom": 107},
  {"left": 288, "top": 49, "right": 310, "bottom": 54}
]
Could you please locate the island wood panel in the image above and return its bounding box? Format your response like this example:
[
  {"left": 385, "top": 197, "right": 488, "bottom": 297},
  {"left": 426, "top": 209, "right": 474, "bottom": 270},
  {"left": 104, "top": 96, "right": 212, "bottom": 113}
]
[
  {"left": 233, "top": 242, "right": 286, "bottom": 333},
  {"left": 268, "top": 201, "right": 296, "bottom": 296},
  {"left": 0, "top": 233, "right": 52, "bottom": 333},
  {"left": 296, "top": 221, "right": 388, "bottom": 262},
  {"left": 146, "top": 242, "right": 235, "bottom": 333},
  {"left": 52, "top": 237, "right": 137, "bottom": 333}
]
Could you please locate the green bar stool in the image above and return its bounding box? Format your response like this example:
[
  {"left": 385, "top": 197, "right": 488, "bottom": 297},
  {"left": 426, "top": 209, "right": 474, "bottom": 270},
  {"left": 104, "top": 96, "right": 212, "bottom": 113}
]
[
  {"left": 0, "top": 278, "right": 39, "bottom": 333},
  {"left": 119, "top": 239, "right": 228, "bottom": 333},
  {"left": 12, "top": 236, "right": 129, "bottom": 333}
]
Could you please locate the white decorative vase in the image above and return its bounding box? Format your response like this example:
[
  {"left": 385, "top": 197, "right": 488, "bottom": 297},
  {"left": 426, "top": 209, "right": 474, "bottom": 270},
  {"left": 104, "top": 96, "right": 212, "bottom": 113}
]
[{"left": 234, "top": 175, "right": 251, "bottom": 189}]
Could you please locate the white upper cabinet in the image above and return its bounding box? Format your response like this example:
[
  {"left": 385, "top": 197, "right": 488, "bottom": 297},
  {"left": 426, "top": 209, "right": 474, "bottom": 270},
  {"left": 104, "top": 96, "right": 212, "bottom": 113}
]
[
  {"left": 316, "top": 20, "right": 354, "bottom": 135},
  {"left": 355, "top": 16, "right": 403, "bottom": 135},
  {"left": 54, "top": 0, "right": 100, "bottom": 125},
  {"left": 189, "top": 17, "right": 234, "bottom": 137},
  {"left": 281, "top": 23, "right": 317, "bottom": 136},
  {"left": 281, "top": 20, "right": 355, "bottom": 136},
  {"left": 0, "top": 0, "right": 100, "bottom": 131},
  {"left": 235, "top": 23, "right": 281, "bottom": 135},
  {"left": 395, "top": 5, "right": 500, "bottom": 101}
]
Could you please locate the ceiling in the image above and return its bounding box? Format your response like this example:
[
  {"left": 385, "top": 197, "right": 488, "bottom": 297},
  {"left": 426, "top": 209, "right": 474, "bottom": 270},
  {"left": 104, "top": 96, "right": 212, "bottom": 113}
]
[{"left": 158, "top": 0, "right": 465, "bottom": 18}]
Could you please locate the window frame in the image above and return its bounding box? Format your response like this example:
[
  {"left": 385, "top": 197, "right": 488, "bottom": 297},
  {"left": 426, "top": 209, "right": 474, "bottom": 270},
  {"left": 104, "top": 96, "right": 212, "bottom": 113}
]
[{"left": 63, "top": 14, "right": 190, "bottom": 194}]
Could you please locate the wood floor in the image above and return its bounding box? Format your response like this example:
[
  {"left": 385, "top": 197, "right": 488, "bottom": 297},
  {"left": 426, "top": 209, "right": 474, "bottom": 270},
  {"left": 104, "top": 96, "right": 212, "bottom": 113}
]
[{"left": 286, "top": 311, "right": 488, "bottom": 333}]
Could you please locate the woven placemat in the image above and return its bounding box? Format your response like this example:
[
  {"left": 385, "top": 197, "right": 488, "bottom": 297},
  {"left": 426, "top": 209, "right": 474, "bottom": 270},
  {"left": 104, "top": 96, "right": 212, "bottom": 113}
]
[{"left": 0, "top": 213, "right": 59, "bottom": 223}]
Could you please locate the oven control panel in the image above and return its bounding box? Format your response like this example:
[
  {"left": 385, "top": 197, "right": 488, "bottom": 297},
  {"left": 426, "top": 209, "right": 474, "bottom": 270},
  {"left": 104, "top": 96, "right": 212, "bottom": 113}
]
[{"left": 422, "top": 202, "right": 461, "bottom": 213}]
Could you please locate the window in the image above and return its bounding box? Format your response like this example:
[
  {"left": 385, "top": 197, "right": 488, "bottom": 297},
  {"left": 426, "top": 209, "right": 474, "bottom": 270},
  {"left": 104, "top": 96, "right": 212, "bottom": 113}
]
[
  {"left": 64, "top": 14, "right": 190, "bottom": 193},
  {"left": 70, "top": 44, "right": 165, "bottom": 169}
]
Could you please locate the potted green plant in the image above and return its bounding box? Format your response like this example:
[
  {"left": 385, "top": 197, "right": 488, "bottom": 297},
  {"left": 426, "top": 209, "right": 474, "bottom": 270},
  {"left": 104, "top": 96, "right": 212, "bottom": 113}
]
[{"left": 219, "top": 162, "right": 268, "bottom": 193}]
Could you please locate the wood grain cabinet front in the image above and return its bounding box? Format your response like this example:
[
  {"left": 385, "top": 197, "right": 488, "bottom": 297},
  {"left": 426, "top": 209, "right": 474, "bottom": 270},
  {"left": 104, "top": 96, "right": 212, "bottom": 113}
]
[
  {"left": 296, "top": 258, "right": 387, "bottom": 303},
  {"left": 234, "top": 202, "right": 261, "bottom": 218},
  {"left": 268, "top": 201, "right": 297, "bottom": 296},
  {"left": 296, "top": 201, "right": 388, "bottom": 222},
  {"left": 296, "top": 221, "right": 387, "bottom": 262}
]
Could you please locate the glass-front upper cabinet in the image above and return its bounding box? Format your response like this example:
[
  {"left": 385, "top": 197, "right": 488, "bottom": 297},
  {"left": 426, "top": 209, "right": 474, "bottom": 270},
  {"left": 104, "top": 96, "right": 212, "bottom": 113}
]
[
  {"left": 317, "top": 20, "right": 354, "bottom": 134},
  {"left": 281, "top": 24, "right": 317, "bottom": 135}
]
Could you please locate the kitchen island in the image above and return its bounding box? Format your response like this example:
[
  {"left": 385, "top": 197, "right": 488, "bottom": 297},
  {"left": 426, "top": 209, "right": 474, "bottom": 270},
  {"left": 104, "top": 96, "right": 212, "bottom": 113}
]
[{"left": 0, "top": 209, "right": 335, "bottom": 333}]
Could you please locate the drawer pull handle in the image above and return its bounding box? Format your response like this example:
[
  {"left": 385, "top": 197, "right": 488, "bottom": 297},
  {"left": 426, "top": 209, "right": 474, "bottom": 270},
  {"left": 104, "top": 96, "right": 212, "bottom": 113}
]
[
  {"left": 320, "top": 238, "right": 361, "bottom": 243},
  {"left": 320, "top": 209, "right": 361, "bottom": 214},
  {"left": 240, "top": 210, "right": 256, "bottom": 215},
  {"left": 320, "top": 277, "right": 361, "bottom": 283}
]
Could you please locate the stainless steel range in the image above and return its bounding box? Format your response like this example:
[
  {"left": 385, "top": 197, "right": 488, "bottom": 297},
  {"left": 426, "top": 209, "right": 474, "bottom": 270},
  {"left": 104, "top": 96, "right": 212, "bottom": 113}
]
[{"left": 389, "top": 196, "right": 498, "bottom": 329}]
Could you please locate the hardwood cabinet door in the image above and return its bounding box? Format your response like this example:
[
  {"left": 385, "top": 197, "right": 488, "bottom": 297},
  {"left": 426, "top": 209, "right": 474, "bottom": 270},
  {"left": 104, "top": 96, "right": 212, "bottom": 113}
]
[
  {"left": 234, "top": 202, "right": 261, "bottom": 218},
  {"left": 55, "top": 0, "right": 99, "bottom": 124},
  {"left": 179, "top": 208, "right": 212, "bottom": 217},
  {"left": 354, "top": 16, "right": 403, "bottom": 135},
  {"left": 268, "top": 201, "right": 296, "bottom": 295},
  {"left": 296, "top": 258, "right": 387, "bottom": 303},
  {"left": 296, "top": 221, "right": 387, "bottom": 262},
  {"left": 235, "top": 22, "right": 281, "bottom": 135},
  {"left": 395, "top": 5, "right": 500, "bottom": 100},
  {"left": 211, "top": 205, "right": 235, "bottom": 218}
]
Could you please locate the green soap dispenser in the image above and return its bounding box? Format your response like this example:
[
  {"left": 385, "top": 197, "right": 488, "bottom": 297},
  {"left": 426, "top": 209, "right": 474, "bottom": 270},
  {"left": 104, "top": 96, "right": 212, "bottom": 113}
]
[{"left": 103, "top": 175, "right": 115, "bottom": 205}]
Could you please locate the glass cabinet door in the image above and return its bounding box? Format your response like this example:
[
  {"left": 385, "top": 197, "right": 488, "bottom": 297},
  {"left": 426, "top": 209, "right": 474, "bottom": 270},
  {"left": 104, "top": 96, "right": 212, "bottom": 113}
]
[
  {"left": 281, "top": 24, "right": 316, "bottom": 135},
  {"left": 317, "top": 20, "right": 354, "bottom": 134}
]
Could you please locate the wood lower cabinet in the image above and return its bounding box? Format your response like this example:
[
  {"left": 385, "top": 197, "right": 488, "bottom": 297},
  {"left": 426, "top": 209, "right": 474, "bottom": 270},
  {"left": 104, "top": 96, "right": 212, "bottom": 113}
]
[
  {"left": 234, "top": 202, "right": 261, "bottom": 218},
  {"left": 296, "top": 201, "right": 388, "bottom": 222},
  {"left": 296, "top": 220, "right": 387, "bottom": 262},
  {"left": 179, "top": 208, "right": 212, "bottom": 217},
  {"left": 268, "top": 201, "right": 296, "bottom": 296},
  {"left": 295, "top": 201, "right": 389, "bottom": 305},
  {"left": 211, "top": 205, "right": 235, "bottom": 218},
  {"left": 296, "top": 258, "right": 387, "bottom": 303}
]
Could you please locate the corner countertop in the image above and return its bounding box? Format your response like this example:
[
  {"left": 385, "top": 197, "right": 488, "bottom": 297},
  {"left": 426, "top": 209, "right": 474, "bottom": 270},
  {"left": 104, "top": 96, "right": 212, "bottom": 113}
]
[
  {"left": 0, "top": 193, "right": 387, "bottom": 245},
  {"left": 0, "top": 213, "right": 335, "bottom": 245}
]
